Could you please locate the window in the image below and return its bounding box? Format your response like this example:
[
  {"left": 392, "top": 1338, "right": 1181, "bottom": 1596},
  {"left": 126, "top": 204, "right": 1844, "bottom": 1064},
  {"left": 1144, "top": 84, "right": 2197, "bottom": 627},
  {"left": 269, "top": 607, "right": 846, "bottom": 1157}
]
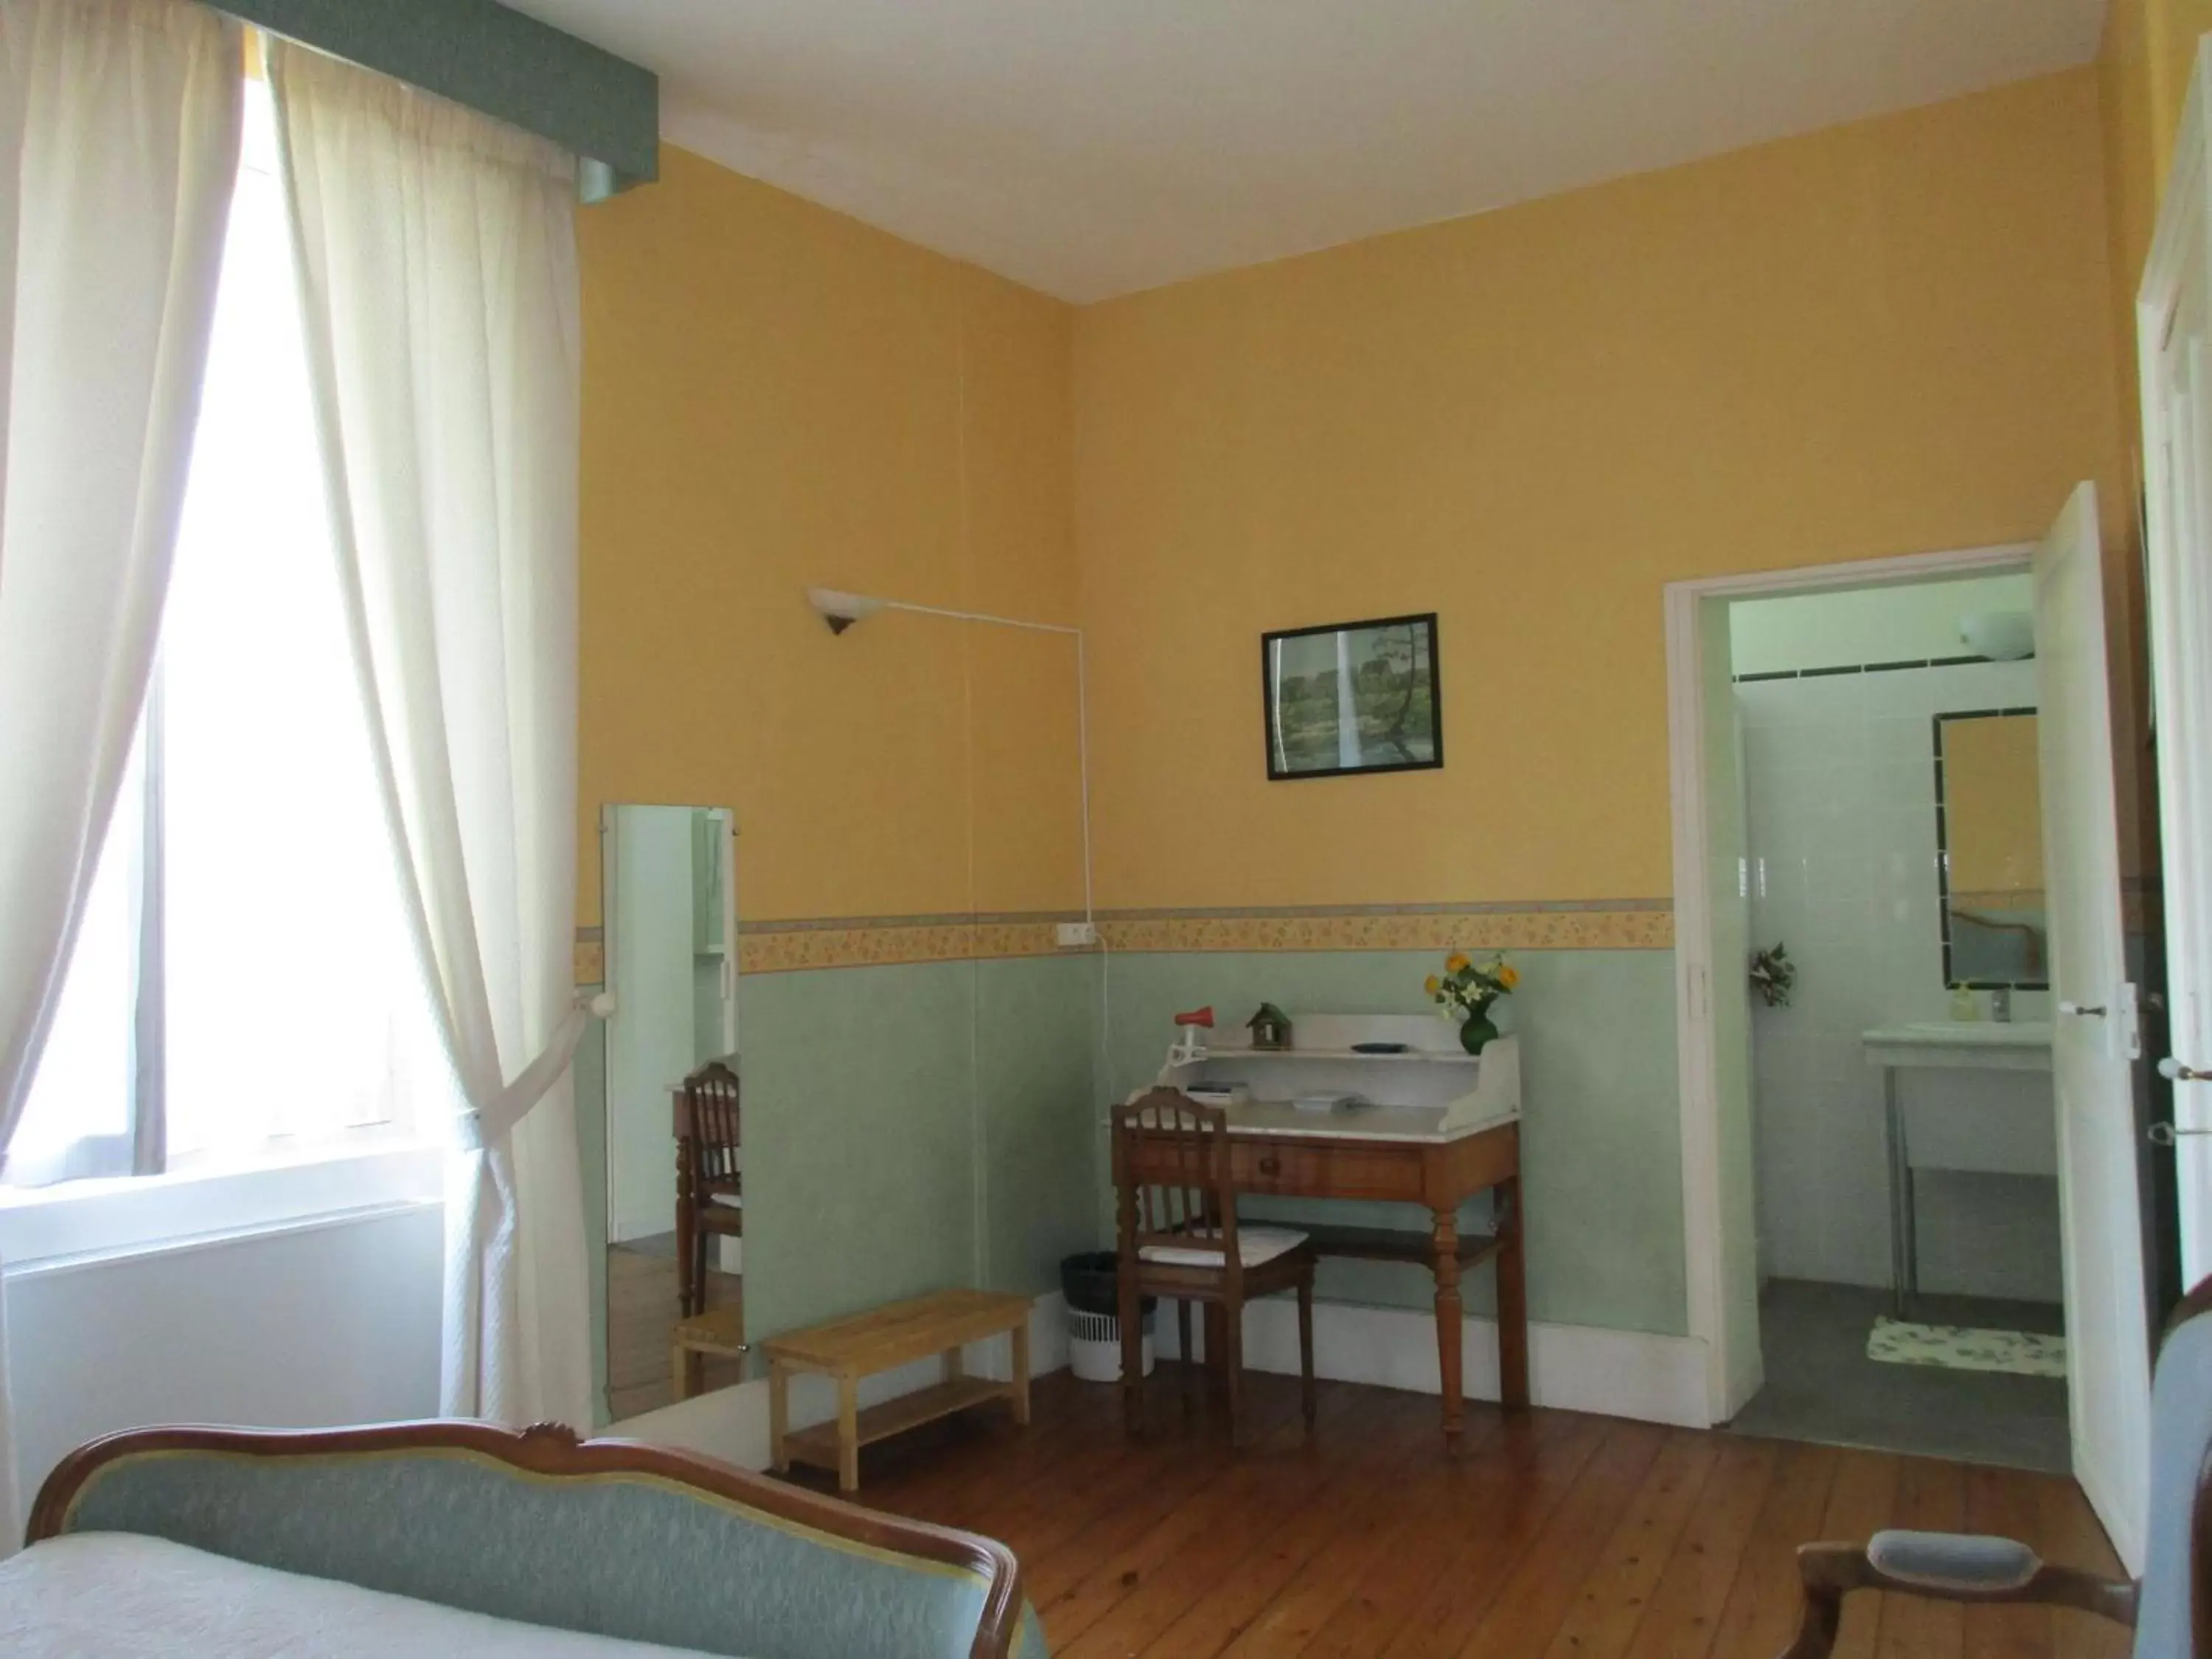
[{"left": 6, "top": 81, "right": 453, "bottom": 1189}]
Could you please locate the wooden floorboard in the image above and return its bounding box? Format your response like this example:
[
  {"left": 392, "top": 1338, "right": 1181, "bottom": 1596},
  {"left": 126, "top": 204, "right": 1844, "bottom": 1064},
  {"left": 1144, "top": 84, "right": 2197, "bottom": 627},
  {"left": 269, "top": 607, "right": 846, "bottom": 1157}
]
[
  {"left": 1705, "top": 1441, "right": 1843, "bottom": 1659},
  {"left": 817, "top": 1366, "right": 2132, "bottom": 1659},
  {"left": 1373, "top": 1413, "right": 1613, "bottom": 1659},
  {"left": 1821, "top": 1451, "right": 1905, "bottom": 1659}
]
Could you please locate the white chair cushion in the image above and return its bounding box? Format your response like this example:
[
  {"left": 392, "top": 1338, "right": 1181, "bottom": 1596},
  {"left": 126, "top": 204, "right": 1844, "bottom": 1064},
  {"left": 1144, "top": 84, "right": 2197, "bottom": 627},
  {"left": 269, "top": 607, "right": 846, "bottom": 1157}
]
[{"left": 1138, "top": 1225, "right": 1307, "bottom": 1268}]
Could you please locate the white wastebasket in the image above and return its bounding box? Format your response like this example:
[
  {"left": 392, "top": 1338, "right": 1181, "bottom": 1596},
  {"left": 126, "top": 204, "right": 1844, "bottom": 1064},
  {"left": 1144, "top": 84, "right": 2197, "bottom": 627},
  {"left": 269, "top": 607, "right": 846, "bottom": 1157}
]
[{"left": 1067, "top": 1306, "right": 1155, "bottom": 1382}]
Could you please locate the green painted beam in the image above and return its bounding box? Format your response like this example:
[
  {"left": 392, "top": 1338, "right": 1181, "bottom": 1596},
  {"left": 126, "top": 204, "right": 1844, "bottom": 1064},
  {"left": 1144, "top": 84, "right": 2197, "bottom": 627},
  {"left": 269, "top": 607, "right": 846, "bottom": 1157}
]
[{"left": 227, "top": 0, "right": 658, "bottom": 194}]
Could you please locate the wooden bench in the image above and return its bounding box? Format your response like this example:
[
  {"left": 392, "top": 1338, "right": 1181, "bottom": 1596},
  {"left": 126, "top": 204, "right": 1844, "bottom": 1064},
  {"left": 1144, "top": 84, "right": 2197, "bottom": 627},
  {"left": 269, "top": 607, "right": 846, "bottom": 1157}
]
[
  {"left": 669, "top": 1305, "right": 748, "bottom": 1403},
  {"left": 765, "top": 1290, "right": 1031, "bottom": 1492}
]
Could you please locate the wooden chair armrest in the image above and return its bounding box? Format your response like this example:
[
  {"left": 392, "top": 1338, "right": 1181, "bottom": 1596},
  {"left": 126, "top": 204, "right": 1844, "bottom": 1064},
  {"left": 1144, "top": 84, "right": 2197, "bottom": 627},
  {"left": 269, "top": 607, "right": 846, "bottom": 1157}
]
[{"left": 1779, "top": 1537, "right": 2136, "bottom": 1659}]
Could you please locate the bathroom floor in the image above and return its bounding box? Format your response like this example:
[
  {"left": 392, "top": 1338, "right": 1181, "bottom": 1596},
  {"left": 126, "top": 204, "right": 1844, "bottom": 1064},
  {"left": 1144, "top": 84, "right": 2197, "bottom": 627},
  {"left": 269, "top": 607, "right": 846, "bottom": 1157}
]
[{"left": 1725, "top": 1278, "right": 2070, "bottom": 1473}]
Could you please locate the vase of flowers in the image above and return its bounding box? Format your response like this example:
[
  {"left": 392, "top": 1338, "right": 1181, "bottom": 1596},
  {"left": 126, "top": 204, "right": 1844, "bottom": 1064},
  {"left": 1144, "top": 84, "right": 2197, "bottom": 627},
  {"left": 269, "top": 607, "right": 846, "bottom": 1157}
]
[
  {"left": 1750, "top": 942, "right": 1795, "bottom": 1008},
  {"left": 1425, "top": 951, "right": 1517, "bottom": 1054}
]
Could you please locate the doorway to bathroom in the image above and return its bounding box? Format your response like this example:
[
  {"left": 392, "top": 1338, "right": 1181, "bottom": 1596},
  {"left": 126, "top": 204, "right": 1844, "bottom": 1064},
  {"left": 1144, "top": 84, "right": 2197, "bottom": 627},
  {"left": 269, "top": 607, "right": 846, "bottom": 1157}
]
[
  {"left": 1721, "top": 568, "right": 2068, "bottom": 1471},
  {"left": 1665, "top": 501, "right": 2168, "bottom": 1567}
]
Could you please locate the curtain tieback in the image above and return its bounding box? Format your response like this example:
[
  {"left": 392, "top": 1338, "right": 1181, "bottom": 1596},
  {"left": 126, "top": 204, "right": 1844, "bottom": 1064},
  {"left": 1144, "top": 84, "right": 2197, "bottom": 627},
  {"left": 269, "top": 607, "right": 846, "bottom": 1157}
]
[{"left": 456, "top": 990, "right": 614, "bottom": 1152}]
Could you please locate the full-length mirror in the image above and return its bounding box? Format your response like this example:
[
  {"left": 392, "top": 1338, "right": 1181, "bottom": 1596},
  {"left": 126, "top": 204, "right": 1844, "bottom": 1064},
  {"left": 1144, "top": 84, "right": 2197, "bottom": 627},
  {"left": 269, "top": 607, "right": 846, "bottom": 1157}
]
[
  {"left": 1934, "top": 710, "right": 2047, "bottom": 988},
  {"left": 600, "top": 804, "right": 740, "bottom": 1418}
]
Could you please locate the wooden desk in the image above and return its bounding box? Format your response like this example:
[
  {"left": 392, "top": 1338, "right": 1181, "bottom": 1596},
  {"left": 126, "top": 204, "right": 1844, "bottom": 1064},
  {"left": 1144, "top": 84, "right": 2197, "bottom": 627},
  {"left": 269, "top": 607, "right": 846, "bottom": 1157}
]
[{"left": 1120, "top": 1102, "right": 1527, "bottom": 1436}]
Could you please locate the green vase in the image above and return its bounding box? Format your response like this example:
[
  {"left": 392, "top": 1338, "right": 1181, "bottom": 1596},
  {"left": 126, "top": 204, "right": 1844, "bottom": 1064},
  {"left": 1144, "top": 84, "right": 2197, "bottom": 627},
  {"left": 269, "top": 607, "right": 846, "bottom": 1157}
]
[{"left": 1458, "top": 1013, "right": 1499, "bottom": 1055}]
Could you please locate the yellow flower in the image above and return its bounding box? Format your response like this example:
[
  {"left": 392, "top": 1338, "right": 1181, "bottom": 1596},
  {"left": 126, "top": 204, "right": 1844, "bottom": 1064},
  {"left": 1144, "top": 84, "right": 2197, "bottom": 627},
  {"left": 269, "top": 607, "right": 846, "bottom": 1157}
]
[
  {"left": 1499, "top": 964, "right": 1520, "bottom": 990},
  {"left": 1424, "top": 975, "right": 1441, "bottom": 996},
  {"left": 1444, "top": 952, "right": 1470, "bottom": 975}
]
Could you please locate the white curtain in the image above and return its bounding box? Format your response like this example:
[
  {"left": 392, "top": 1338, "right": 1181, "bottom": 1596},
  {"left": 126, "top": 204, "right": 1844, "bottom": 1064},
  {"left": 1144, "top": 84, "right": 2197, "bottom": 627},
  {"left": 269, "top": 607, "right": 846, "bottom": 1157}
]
[
  {"left": 0, "top": 0, "right": 239, "bottom": 1538},
  {"left": 268, "top": 41, "right": 591, "bottom": 1427}
]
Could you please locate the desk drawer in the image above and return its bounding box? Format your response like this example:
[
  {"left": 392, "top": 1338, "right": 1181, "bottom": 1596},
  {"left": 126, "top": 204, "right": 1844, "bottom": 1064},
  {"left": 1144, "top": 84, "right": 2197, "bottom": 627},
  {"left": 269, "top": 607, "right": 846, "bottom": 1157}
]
[{"left": 1228, "top": 1138, "right": 1424, "bottom": 1202}]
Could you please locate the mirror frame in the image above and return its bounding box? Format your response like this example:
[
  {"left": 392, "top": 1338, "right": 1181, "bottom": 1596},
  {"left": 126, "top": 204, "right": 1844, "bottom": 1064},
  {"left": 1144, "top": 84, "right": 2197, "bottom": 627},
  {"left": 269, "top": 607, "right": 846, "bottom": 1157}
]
[
  {"left": 1932, "top": 706, "right": 2047, "bottom": 991},
  {"left": 1261, "top": 611, "right": 1444, "bottom": 782}
]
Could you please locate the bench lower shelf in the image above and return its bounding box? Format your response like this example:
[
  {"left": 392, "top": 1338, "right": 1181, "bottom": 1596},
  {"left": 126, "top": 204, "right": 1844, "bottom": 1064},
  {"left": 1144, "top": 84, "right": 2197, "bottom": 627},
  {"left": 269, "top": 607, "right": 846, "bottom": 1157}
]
[{"left": 782, "top": 1377, "right": 1013, "bottom": 1469}]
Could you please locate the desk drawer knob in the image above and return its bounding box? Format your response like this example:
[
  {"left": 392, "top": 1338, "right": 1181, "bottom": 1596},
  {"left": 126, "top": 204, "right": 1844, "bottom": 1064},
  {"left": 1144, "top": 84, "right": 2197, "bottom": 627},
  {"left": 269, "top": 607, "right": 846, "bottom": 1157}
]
[{"left": 1257, "top": 1153, "right": 1281, "bottom": 1176}]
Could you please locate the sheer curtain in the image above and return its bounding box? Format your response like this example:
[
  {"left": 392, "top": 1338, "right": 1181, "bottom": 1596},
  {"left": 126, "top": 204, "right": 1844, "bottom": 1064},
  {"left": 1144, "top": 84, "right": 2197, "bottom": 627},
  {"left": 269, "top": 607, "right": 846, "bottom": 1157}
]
[
  {"left": 0, "top": 0, "right": 240, "bottom": 1540},
  {"left": 269, "top": 41, "right": 592, "bottom": 1426}
]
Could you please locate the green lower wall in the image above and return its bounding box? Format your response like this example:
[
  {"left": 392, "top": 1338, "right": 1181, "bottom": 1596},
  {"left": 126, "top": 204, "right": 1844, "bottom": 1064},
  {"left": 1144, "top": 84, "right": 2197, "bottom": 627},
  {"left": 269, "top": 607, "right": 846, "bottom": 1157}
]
[
  {"left": 575, "top": 953, "right": 1104, "bottom": 1420},
  {"left": 1097, "top": 949, "right": 1689, "bottom": 1338},
  {"left": 575, "top": 940, "right": 1688, "bottom": 1422},
  {"left": 737, "top": 962, "right": 984, "bottom": 1344},
  {"left": 975, "top": 956, "right": 1106, "bottom": 1297}
]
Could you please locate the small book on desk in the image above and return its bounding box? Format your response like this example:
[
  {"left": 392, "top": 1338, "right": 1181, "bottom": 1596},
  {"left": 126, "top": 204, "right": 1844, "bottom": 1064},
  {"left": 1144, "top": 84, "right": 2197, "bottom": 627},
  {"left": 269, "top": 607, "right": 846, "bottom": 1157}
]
[{"left": 1184, "top": 1079, "right": 1249, "bottom": 1105}]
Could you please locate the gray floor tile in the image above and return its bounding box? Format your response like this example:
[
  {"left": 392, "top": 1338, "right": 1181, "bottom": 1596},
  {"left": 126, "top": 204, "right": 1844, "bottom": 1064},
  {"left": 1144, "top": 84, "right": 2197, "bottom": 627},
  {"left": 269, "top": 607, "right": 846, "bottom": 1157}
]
[{"left": 1725, "top": 1279, "right": 2070, "bottom": 1474}]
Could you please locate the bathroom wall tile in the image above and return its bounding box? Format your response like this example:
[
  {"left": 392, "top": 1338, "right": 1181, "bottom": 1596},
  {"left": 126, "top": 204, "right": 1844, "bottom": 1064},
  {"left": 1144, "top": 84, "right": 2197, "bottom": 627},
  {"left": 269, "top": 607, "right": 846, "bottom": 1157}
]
[
  {"left": 1913, "top": 1172, "right": 2063, "bottom": 1302},
  {"left": 1862, "top": 669, "right": 1943, "bottom": 717},
  {"left": 1735, "top": 681, "right": 1792, "bottom": 728},
  {"left": 1743, "top": 657, "right": 2054, "bottom": 1301},
  {"left": 1870, "top": 713, "right": 1940, "bottom": 765},
  {"left": 1866, "top": 758, "right": 1934, "bottom": 810}
]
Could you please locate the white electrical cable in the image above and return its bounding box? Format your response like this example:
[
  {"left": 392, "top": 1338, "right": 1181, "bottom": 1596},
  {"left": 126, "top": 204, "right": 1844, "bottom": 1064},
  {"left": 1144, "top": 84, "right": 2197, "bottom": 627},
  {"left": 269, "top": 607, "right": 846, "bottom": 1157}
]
[
  {"left": 869, "top": 598, "right": 1096, "bottom": 931},
  {"left": 834, "top": 590, "right": 1111, "bottom": 1264}
]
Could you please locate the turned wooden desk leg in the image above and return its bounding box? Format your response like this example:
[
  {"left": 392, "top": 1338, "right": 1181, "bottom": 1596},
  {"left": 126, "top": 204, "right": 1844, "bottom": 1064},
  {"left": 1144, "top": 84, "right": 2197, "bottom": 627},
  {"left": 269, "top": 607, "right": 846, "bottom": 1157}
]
[
  {"left": 1431, "top": 1205, "right": 1464, "bottom": 1437},
  {"left": 768, "top": 1360, "right": 790, "bottom": 1472},
  {"left": 1010, "top": 1318, "right": 1032, "bottom": 1425},
  {"left": 1495, "top": 1175, "right": 1531, "bottom": 1410}
]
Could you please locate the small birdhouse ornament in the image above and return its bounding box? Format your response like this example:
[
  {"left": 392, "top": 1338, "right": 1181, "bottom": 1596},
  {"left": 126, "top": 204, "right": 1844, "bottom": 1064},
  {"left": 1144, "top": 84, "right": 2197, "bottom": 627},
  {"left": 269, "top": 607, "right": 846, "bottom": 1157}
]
[{"left": 1247, "top": 1004, "right": 1293, "bottom": 1051}]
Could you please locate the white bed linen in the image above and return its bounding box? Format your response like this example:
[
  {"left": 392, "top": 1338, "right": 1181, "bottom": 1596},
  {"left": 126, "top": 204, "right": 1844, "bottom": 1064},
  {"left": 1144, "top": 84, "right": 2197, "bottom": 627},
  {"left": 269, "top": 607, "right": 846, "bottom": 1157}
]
[{"left": 0, "top": 1532, "right": 723, "bottom": 1658}]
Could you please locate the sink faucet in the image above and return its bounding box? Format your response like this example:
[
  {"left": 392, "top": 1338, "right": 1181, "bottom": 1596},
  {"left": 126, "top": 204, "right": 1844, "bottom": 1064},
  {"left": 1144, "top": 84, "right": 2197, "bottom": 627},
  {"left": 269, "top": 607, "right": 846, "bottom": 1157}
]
[{"left": 1991, "top": 987, "right": 2012, "bottom": 1023}]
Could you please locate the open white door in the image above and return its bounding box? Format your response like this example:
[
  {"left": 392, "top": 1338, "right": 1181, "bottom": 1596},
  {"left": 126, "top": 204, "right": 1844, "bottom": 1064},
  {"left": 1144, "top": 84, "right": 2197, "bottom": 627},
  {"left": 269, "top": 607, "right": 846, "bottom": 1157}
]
[
  {"left": 2140, "top": 72, "right": 2212, "bottom": 1282},
  {"left": 2034, "top": 482, "right": 2154, "bottom": 1572}
]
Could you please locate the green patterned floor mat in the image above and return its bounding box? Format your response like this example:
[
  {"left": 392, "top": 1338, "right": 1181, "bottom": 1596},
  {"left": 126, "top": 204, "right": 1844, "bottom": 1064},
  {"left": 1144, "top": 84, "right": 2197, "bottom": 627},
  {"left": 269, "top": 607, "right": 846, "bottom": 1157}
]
[{"left": 1867, "top": 1317, "right": 2066, "bottom": 1378}]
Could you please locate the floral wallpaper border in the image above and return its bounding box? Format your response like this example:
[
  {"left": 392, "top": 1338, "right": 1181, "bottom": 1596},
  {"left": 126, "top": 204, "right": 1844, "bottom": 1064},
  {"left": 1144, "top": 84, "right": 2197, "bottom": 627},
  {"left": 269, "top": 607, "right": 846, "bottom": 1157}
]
[
  {"left": 574, "top": 900, "right": 1673, "bottom": 981},
  {"left": 1095, "top": 903, "right": 1672, "bottom": 956}
]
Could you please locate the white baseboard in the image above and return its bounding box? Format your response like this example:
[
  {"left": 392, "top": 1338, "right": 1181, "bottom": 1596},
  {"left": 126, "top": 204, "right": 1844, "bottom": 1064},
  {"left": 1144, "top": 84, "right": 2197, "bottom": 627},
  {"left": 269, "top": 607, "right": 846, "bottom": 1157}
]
[
  {"left": 2073, "top": 1444, "right": 2146, "bottom": 1577},
  {"left": 609, "top": 1290, "right": 1711, "bottom": 1473},
  {"left": 609, "top": 1290, "right": 1074, "bottom": 1470},
  {"left": 1155, "top": 1296, "right": 1712, "bottom": 1428}
]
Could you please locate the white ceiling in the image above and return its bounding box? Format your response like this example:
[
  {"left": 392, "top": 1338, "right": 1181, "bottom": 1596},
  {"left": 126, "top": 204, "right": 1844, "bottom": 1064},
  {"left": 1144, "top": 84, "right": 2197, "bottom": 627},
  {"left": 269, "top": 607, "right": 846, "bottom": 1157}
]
[{"left": 507, "top": 0, "right": 2107, "bottom": 303}]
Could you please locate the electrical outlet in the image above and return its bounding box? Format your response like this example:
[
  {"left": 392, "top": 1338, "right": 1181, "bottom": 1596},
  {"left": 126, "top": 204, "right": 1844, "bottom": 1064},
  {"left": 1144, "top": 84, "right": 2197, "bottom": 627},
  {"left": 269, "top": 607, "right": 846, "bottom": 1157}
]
[{"left": 1056, "top": 921, "right": 1099, "bottom": 948}]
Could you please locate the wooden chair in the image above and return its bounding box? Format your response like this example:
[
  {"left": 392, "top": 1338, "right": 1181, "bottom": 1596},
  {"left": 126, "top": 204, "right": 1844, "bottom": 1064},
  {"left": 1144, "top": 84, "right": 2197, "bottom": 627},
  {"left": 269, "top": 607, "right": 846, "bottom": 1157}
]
[
  {"left": 1111, "top": 1086, "right": 1317, "bottom": 1444},
  {"left": 1778, "top": 1276, "right": 2212, "bottom": 1659},
  {"left": 678, "top": 1061, "right": 742, "bottom": 1319}
]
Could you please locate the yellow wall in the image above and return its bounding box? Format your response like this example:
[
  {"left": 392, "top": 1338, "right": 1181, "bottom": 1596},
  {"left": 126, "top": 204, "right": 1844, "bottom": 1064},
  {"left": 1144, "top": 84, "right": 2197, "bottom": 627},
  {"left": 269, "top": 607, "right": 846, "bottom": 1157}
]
[
  {"left": 2095, "top": 0, "right": 2205, "bottom": 880},
  {"left": 1944, "top": 715, "right": 2046, "bottom": 900},
  {"left": 576, "top": 147, "right": 1083, "bottom": 926},
  {"left": 1072, "top": 70, "right": 2126, "bottom": 911},
  {"left": 2101, "top": 0, "right": 2212, "bottom": 420}
]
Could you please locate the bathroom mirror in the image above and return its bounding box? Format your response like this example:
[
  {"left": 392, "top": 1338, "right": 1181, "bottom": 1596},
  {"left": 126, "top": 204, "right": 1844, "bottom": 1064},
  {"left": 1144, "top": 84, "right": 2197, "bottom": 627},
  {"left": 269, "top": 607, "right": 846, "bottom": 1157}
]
[
  {"left": 599, "top": 803, "right": 740, "bottom": 1419},
  {"left": 1934, "top": 710, "right": 2047, "bottom": 989}
]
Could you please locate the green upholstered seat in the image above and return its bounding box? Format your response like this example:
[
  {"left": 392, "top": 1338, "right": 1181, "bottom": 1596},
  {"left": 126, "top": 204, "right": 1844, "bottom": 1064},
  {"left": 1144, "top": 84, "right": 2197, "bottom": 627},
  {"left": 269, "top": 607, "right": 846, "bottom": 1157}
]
[{"left": 51, "top": 1440, "right": 1046, "bottom": 1658}]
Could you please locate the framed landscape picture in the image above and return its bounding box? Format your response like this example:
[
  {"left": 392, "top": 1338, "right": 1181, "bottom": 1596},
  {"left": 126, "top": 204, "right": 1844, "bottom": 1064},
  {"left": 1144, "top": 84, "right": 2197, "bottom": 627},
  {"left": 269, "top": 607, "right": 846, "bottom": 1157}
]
[{"left": 1262, "top": 612, "right": 1442, "bottom": 780}]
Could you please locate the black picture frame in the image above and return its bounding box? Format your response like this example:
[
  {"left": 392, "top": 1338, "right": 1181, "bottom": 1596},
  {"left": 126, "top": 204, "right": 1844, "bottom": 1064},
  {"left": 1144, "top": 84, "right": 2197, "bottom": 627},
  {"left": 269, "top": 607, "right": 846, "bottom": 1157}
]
[
  {"left": 1933, "top": 706, "right": 2047, "bottom": 991},
  {"left": 1261, "top": 612, "right": 1443, "bottom": 782}
]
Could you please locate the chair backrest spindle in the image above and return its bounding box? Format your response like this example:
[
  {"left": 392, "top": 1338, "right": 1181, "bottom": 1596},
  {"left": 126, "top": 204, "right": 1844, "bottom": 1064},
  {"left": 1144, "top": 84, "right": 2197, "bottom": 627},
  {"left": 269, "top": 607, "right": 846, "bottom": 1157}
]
[
  {"left": 683, "top": 1062, "right": 742, "bottom": 1189},
  {"left": 1110, "top": 1088, "right": 1239, "bottom": 1284}
]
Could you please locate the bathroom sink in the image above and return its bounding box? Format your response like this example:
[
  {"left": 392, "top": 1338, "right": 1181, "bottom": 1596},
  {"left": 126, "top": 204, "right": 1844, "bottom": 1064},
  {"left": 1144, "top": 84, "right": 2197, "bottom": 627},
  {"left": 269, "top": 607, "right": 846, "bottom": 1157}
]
[
  {"left": 1863, "top": 1021, "right": 2052, "bottom": 1048},
  {"left": 1862, "top": 1022, "right": 2053, "bottom": 1079}
]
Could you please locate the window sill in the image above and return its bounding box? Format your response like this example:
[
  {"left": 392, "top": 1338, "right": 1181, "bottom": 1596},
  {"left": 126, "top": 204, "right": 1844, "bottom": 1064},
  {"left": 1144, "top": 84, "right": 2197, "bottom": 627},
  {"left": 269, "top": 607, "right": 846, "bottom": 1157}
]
[{"left": 0, "top": 1142, "right": 445, "bottom": 1274}]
